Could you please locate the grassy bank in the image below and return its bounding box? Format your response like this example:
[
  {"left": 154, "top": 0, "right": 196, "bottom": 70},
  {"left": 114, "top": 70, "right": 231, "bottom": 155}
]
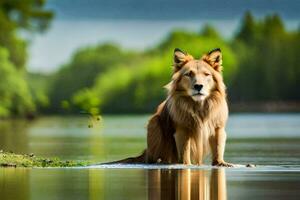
[{"left": 0, "top": 151, "right": 89, "bottom": 167}]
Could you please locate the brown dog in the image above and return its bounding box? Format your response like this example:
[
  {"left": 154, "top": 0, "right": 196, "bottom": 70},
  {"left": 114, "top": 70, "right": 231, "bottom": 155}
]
[{"left": 106, "top": 48, "right": 233, "bottom": 167}]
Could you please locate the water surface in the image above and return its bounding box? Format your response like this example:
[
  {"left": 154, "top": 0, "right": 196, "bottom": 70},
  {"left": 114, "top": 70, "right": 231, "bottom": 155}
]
[{"left": 0, "top": 114, "right": 300, "bottom": 199}]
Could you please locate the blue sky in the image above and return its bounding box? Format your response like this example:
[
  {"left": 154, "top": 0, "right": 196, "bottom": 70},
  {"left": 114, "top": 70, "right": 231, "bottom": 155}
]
[{"left": 46, "top": 0, "right": 299, "bottom": 20}]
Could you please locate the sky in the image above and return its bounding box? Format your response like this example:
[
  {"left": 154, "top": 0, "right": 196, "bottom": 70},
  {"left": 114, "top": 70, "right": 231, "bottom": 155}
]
[
  {"left": 27, "top": 0, "right": 300, "bottom": 73},
  {"left": 46, "top": 0, "right": 299, "bottom": 20}
]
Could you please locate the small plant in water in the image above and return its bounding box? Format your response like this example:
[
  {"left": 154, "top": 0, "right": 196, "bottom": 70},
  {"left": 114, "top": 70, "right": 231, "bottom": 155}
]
[
  {"left": 88, "top": 115, "right": 102, "bottom": 128},
  {"left": 80, "top": 110, "right": 102, "bottom": 128}
]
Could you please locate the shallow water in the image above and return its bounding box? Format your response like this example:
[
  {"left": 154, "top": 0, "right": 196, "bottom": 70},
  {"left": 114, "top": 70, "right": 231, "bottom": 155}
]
[{"left": 0, "top": 114, "right": 300, "bottom": 199}]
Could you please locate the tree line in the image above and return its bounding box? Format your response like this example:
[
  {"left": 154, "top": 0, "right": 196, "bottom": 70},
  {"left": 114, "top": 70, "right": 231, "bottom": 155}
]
[
  {"left": 47, "top": 12, "right": 299, "bottom": 115},
  {"left": 0, "top": 7, "right": 299, "bottom": 117},
  {"left": 0, "top": 0, "right": 53, "bottom": 117}
]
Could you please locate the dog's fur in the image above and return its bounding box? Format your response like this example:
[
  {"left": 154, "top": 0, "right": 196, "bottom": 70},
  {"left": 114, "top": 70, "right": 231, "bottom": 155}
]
[{"left": 106, "top": 48, "right": 233, "bottom": 166}]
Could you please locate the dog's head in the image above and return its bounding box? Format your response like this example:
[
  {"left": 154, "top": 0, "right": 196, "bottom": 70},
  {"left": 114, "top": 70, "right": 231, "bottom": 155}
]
[{"left": 168, "top": 48, "right": 224, "bottom": 102}]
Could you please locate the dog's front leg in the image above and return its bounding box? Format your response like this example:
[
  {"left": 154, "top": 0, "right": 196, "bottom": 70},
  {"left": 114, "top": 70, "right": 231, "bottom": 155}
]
[
  {"left": 211, "top": 127, "right": 234, "bottom": 167},
  {"left": 174, "top": 128, "right": 191, "bottom": 165}
]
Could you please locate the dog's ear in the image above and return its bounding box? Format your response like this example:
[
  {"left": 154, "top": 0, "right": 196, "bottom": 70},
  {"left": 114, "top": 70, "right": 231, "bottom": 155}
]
[
  {"left": 203, "top": 48, "right": 222, "bottom": 72},
  {"left": 173, "top": 48, "right": 193, "bottom": 72}
]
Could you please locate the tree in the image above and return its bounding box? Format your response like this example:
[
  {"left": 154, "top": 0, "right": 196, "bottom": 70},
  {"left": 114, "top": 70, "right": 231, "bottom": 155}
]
[
  {"left": 0, "top": 1, "right": 53, "bottom": 118},
  {"left": 200, "top": 24, "right": 220, "bottom": 38},
  {"left": 0, "top": 47, "right": 35, "bottom": 117},
  {"left": 231, "top": 12, "right": 300, "bottom": 103},
  {"left": 235, "top": 11, "right": 257, "bottom": 44},
  {"left": 0, "top": 0, "right": 53, "bottom": 69},
  {"left": 48, "top": 43, "right": 138, "bottom": 113}
]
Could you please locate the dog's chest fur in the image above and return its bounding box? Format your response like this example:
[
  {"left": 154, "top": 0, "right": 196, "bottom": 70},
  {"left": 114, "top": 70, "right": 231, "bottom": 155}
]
[{"left": 167, "top": 93, "right": 227, "bottom": 133}]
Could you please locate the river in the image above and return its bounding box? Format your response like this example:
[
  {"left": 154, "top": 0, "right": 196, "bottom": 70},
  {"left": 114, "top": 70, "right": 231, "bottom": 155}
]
[{"left": 1, "top": 114, "right": 300, "bottom": 199}]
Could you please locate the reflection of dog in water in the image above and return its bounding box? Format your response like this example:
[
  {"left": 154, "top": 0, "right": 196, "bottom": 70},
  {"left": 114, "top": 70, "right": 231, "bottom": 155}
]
[
  {"left": 105, "top": 48, "right": 234, "bottom": 166},
  {"left": 148, "top": 169, "right": 227, "bottom": 200}
]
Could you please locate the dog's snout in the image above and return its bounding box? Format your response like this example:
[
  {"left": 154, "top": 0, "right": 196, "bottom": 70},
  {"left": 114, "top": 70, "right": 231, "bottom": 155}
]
[{"left": 194, "top": 84, "right": 203, "bottom": 91}]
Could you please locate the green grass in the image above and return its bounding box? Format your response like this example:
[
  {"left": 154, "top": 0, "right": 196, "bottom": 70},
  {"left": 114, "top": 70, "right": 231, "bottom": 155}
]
[{"left": 0, "top": 151, "right": 90, "bottom": 167}]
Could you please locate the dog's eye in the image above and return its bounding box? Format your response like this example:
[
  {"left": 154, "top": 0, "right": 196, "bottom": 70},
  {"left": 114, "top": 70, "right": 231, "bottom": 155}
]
[
  {"left": 184, "top": 71, "right": 193, "bottom": 77},
  {"left": 204, "top": 72, "right": 211, "bottom": 76}
]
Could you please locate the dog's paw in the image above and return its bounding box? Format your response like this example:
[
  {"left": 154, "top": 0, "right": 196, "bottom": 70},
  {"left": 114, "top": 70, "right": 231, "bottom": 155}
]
[{"left": 212, "top": 161, "right": 235, "bottom": 167}]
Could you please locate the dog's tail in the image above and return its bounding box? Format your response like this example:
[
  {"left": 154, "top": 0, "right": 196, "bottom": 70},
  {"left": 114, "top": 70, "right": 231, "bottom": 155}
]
[{"left": 101, "top": 150, "right": 147, "bottom": 164}]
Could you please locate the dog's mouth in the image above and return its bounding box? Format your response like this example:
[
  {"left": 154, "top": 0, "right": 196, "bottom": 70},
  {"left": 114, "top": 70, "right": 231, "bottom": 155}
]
[
  {"left": 192, "top": 92, "right": 205, "bottom": 96},
  {"left": 191, "top": 91, "right": 207, "bottom": 101}
]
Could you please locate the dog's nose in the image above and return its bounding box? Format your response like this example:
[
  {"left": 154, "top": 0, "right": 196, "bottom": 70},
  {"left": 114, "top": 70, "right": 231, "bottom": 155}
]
[{"left": 194, "top": 84, "right": 203, "bottom": 91}]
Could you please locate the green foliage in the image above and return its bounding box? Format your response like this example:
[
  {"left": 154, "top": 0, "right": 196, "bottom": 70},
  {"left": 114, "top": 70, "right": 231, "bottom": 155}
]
[
  {"left": 200, "top": 24, "right": 220, "bottom": 38},
  {"left": 0, "top": 151, "right": 89, "bottom": 167},
  {"left": 42, "top": 12, "right": 300, "bottom": 114},
  {"left": 231, "top": 12, "right": 300, "bottom": 102},
  {"left": 69, "top": 29, "right": 237, "bottom": 113},
  {"left": 48, "top": 44, "right": 140, "bottom": 113},
  {"left": 0, "top": 0, "right": 53, "bottom": 69},
  {"left": 235, "top": 11, "right": 258, "bottom": 44},
  {"left": 27, "top": 72, "right": 51, "bottom": 109},
  {"left": 0, "top": 0, "right": 53, "bottom": 118},
  {"left": 0, "top": 47, "right": 35, "bottom": 117},
  {"left": 72, "top": 88, "right": 101, "bottom": 115},
  {"left": 74, "top": 57, "right": 170, "bottom": 113},
  {"left": 0, "top": 4, "right": 298, "bottom": 116}
]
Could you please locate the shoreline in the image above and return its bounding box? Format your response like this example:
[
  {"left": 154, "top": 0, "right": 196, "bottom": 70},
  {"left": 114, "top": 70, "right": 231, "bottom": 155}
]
[
  {"left": 0, "top": 151, "right": 89, "bottom": 168},
  {"left": 229, "top": 101, "right": 300, "bottom": 113}
]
